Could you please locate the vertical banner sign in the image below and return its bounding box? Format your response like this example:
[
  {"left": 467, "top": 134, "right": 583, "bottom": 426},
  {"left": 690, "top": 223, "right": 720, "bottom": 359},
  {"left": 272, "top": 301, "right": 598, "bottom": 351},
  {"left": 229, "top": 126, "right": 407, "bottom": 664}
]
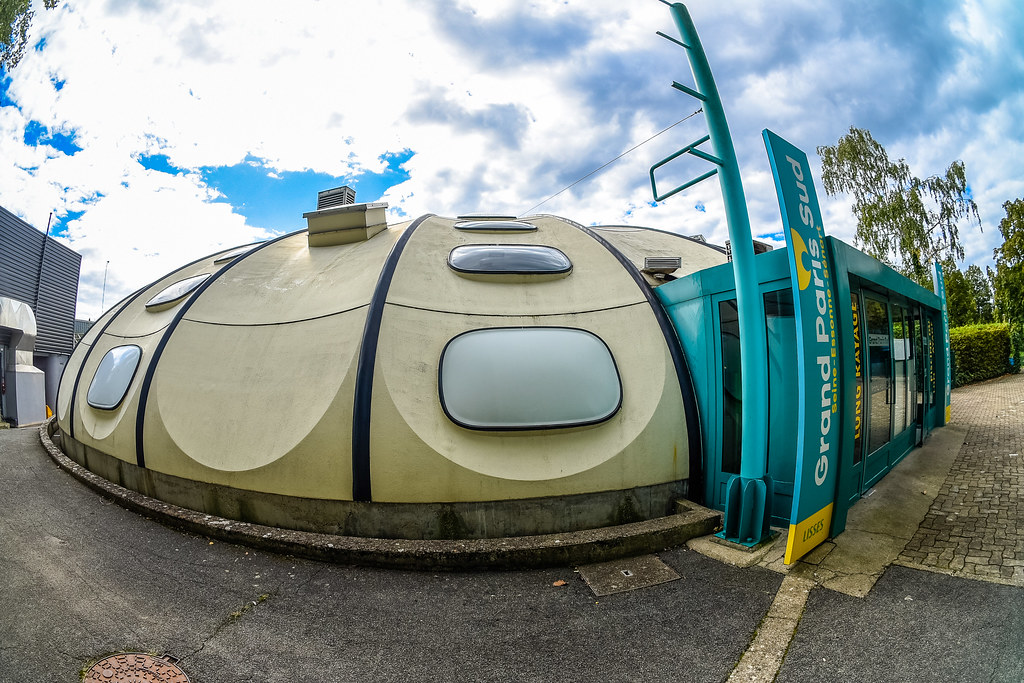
[
  {"left": 763, "top": 130, "right": 841, "bottom": 565},
  {"left": 933, "top": 262, "right": 952, "bottom": 423},
  {"left": 928, "top": 319, "right": 937, "bottom": 410},
  {"left": 850, "top": 294, "right": 864, "bottom": 459}
]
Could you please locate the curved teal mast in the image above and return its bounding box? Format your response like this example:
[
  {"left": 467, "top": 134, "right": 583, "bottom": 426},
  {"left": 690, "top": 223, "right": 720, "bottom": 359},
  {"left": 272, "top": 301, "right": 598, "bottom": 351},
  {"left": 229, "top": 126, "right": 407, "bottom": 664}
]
[{"left": 652, "top": 2, "right": 772, "bottom": 544}]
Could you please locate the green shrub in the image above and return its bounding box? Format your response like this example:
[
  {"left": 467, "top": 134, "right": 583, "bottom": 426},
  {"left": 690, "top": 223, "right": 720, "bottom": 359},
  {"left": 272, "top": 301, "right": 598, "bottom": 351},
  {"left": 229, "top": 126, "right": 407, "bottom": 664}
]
[{"left": 949, "top": 322, "right": 1011, "bottom": 386}]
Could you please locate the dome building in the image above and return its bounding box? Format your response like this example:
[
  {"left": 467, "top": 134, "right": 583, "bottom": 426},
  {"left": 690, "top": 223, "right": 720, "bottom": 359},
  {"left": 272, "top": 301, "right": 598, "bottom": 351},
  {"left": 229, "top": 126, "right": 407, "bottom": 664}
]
[
  {"left": 54, "top": 199, "right": 728, "bottom": 540},
  {"left": 48, "top": 3, "right": 955, "bottom": 566}
]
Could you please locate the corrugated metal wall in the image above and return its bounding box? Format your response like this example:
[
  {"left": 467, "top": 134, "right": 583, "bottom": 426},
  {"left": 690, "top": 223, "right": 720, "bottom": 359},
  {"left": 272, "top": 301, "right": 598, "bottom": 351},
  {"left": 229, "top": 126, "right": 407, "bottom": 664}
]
[{"left": 0, "top": 205, "right": 82, "bottom": 355}]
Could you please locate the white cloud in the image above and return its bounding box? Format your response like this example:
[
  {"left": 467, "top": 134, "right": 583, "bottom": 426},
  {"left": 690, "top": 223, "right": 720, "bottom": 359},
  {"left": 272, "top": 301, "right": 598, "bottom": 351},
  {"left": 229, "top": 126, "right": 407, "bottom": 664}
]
[{"left": 2, "top": 0, "right": 1022, "bottom": 320}]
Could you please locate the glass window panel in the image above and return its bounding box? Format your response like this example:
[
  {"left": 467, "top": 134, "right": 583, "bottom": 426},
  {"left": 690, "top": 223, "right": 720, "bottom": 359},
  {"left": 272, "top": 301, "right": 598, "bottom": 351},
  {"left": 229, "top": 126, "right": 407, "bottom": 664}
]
[
  {"left": 87, "top": 345, "right": 142, "bottom": 410},
  {"left": 913, "top": 308, "right": 924, "bottom": 426},
  {"left": 145, "top": 273, "right": 210, "bottom": 309},
  {"left": 439, "top": 327, "right": 621, "bottom": 430},
  {"left": 866, "top": 298, "right": 892, "bottom": 454},
  {"left": 894, "top": 305, "right": 909, "bottom": 433},
  {"left": 453, "top": 220, "right": 537, "bottom": 233},
  {"left": 447, "top": 245, "right": 571, "bottom": 275},
  {"left": 719, "top": 299, "right": 741, "bottom": 474},
  {"left": 764, "top": 289, "right": 798, "bottom": 492},
  {"left": 214, "top": 245, "right": 257, "bottom": 264}
]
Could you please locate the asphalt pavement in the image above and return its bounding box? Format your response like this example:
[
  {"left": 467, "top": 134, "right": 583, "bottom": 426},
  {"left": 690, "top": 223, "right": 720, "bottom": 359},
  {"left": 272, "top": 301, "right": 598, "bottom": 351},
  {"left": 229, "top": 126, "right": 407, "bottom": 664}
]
[{"left": 2, "top": 374, "right": 1023, "bottom": 682}]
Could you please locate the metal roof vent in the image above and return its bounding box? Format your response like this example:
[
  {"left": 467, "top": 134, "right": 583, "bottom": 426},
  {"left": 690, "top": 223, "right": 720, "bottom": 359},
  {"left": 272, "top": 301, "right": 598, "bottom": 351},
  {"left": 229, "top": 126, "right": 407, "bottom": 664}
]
[
  {"left": 642, "top": 256, "right": 682, "bottom": 275},
  {"left": 317, "top": 185, "right": 356, "bottom": 210},
  {"left": 303, "top": 195, "right": 388, "bottom": 248}
]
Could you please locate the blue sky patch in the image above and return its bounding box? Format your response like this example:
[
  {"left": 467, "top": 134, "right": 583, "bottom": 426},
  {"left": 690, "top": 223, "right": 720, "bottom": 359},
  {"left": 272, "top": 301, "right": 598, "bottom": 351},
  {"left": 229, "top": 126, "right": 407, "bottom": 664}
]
[
  {"left": 197, "top": 150, "right": 415, "bottom": 232},
  {"left": 23, "top": 120, "right": 82, "bottom": 155},
  {"left": 137, "top": 153, "right": 181, "bottom": 175},
  {"left": 49, "top": 209, "right": 85, "bottom": 239},
  {"left": 0, "top": 72, "right": 17, "bottom": 109}
]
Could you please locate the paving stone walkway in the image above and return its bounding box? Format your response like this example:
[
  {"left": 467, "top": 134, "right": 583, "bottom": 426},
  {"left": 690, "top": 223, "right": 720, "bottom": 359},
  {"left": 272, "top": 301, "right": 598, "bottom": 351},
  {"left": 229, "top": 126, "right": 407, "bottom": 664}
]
[{"left": 899, "top": 373, "right": 1024, "bottom": 585}]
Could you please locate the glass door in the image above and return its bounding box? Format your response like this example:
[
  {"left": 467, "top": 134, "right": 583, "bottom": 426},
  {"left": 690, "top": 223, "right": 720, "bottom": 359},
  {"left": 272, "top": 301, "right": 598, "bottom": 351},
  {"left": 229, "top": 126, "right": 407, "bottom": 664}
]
[
  {"left": 890, "top": 303, "right": 918, "bottom": 465},
  {"left": 864, "top": 296, "right": 893, "bottom": 487}
]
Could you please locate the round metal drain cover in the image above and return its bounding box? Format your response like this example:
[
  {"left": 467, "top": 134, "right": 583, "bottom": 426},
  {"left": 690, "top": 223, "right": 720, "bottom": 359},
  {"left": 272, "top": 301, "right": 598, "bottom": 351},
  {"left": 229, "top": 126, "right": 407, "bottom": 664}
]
[{"left": 84, "top": 653, "right": 190, "bottom": 682}]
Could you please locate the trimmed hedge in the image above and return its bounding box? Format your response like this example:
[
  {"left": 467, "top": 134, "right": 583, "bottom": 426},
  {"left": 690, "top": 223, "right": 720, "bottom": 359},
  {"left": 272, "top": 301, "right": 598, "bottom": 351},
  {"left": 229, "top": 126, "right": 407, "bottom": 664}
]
[{"left": 949, "top": 323, "right": 1012, "bottom": 387}]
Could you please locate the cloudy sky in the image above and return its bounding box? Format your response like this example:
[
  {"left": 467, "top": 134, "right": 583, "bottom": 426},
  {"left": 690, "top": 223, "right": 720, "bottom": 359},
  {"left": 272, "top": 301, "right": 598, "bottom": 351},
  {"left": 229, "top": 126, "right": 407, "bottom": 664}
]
[{"left": 2, "top": 0, "right": 1022, "bottom": 320}]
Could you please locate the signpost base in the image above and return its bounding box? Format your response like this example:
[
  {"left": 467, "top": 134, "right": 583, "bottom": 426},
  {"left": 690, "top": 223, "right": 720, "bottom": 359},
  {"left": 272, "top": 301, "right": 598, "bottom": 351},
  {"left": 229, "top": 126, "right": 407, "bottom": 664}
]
[{"left": 721, "top": 474, "right": 773, "bottom": 545}]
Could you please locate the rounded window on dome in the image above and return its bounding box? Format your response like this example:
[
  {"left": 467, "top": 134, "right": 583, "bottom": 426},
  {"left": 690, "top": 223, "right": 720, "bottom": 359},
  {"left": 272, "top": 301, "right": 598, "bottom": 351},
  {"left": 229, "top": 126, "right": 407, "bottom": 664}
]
[
  {"left": 145, "top": 273, "right": 210, "bottom": 310},
  {"left": 213, "top": 244, "right": 257, "bottom": 264},
  {"left": 447, "top": 244, "right": 572, "bottom": 276},
  {"left": 87, "top": 345, "right": 142, "bottom": 410},
  {"left": 453, "top": 220, "right": 537, "bottom": 233},
  {"left": 439, "top": 327, "right": 621, "bottom": 430}
]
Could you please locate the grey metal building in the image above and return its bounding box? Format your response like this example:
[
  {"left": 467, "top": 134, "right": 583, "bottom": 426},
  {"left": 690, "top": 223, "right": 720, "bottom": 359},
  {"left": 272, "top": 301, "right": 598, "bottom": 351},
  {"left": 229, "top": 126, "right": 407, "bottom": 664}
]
[{"left": 0, "top": 204, "right": 81, "bottom": 425}]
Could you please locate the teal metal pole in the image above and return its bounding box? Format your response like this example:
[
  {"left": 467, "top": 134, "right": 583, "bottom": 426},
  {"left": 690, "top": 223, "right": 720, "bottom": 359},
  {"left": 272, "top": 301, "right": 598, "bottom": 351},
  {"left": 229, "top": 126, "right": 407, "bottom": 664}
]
[{"left": 667, "top": 4, "right": 771, "bottom": 541}]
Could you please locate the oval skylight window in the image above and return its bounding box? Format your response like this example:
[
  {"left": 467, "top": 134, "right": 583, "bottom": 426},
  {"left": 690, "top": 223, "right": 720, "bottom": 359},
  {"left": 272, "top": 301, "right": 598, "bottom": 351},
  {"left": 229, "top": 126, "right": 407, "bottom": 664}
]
[
  {"left": 87, "top": 345, "right": 142, "bottom": 410},
  {"left": 448, "top": 245, "right": 572, "bottom": 275},
  {"left": 213, "top": 244, "right": 257, "bottom": 264},
  {"left": 439, "top": 327, "right": 621, "bottom": 430},
  {"left": 145, "top": 273, "right": 210, "bottom": 309},
  {"left": 453, "top": 220, "right": 537, "bottom": 233}
]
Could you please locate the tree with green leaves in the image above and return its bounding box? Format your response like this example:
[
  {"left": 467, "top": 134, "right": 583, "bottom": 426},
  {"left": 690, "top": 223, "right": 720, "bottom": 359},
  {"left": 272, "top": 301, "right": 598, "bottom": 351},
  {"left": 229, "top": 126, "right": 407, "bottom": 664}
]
[
  {"left": 965, "top": 263, "right": 995, "bottom": 323},
  {"left": 941, "top": 259, "right": 977, "bottom": 328},
  {"left": 817, "top": 127, "right": 981, "bottom": 286},
  {"left": 992, "top": 198, "right": 1024, "bottom": 370},
  {"left": 1, "top": 0, "right": 57, "bottom": 71}
]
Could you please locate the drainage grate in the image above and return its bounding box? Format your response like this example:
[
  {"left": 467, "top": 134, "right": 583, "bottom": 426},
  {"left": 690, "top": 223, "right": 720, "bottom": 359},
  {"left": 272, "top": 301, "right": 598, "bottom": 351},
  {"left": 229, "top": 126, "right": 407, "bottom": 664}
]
[{"left": 84, "top": 653, "right": 190, "bottom": 682}]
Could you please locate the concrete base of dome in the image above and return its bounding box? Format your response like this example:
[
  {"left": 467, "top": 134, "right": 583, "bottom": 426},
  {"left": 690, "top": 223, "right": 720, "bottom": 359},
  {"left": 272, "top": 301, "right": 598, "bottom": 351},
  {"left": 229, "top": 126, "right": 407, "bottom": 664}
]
[
  {"left": 43, "top": 421, "right": 721, "bottom": 569},
  {"left": 54, "top": 423, "right": 699, "bottom": 541}
]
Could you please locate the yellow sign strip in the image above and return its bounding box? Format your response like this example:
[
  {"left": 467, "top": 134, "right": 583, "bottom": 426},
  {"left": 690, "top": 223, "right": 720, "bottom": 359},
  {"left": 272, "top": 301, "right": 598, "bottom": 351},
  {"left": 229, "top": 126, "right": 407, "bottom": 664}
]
[{"left": 784, "top": 502, "right": 834, "bottom": 565}]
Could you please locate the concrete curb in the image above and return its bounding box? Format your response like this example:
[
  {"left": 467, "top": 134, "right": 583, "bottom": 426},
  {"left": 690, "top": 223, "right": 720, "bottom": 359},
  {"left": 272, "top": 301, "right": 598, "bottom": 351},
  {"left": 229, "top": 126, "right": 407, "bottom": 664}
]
[{"left": 38, "top": 421, "right": 721, "bottom": 570}]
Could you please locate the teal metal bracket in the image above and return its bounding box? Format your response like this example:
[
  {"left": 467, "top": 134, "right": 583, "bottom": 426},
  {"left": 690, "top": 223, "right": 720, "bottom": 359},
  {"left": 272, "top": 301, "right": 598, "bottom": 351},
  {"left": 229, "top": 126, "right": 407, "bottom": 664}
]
[
  {"left": 650, "top": 134, "right": 720, "bottom": 202},
  {"left": 654, "top": 3, "right": 772, "bottom": 544}
]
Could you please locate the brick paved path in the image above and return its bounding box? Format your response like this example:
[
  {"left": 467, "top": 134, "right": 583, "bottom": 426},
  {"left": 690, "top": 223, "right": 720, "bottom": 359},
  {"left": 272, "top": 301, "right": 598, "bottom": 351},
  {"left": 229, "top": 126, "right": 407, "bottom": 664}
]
[{"left": 900, "top": 373, "right": 1024, "bottom": 585}]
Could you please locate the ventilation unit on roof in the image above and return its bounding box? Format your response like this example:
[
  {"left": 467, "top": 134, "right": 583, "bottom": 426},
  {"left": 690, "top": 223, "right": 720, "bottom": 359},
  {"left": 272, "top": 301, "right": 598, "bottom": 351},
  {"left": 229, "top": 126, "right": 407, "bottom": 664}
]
[
  {"left": 317, "top": 186, "right": 356, "bottom": 210},
  {"left": 642, "top": 256, "right": 682, "bottom": 275},
  {"left": 304, "top": 192, "right": 388, "bottom": 247}
]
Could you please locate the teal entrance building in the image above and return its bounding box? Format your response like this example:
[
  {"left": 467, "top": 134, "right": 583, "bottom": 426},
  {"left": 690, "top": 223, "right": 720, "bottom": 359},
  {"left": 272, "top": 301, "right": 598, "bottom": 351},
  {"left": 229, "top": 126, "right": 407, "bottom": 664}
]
[
  {"left": 657, "top": 237, "right": 949, "bottom": 543},
  {"left": 648, "top": 2, "right": 951, "bottom": 562}
]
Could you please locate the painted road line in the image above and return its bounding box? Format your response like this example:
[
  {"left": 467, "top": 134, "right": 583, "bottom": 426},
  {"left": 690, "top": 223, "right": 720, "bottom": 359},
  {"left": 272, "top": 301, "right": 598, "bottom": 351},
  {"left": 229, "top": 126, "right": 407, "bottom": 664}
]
[{"left": 727, "top": 573, "right": 815, "bottom": 683}]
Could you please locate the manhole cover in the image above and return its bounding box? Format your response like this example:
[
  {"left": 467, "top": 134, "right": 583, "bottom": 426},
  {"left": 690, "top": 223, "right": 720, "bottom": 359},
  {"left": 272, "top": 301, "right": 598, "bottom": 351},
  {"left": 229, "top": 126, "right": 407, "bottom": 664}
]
[
  {"left": 578, "top": 554, "right": 681, "bottom": 596},
  {"left": 84, "top": 653, "right": 190, "bottom": 682}
]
